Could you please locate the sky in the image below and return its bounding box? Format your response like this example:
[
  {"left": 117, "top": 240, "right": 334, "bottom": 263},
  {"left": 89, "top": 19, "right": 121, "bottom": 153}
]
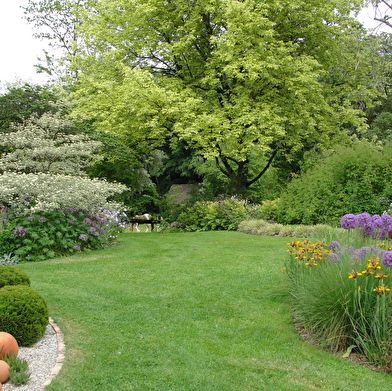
[
  {"left": 0, "top": 1, "right": 389, "bottom": 91},
  {"left": 0, "top": 0, "right": 50, "bottom": 89}
]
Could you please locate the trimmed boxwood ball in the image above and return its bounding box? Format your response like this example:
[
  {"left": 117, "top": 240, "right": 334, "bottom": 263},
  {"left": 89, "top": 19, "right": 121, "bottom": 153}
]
[
  {"left": 0, "top": 266, "right": 30, "bottom": 288},
  {"left": 0, "top": 285, "right": 49, "bottom": 346}
]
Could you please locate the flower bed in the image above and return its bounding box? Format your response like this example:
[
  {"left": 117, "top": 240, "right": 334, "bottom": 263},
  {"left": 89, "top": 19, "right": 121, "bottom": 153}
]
[{"left": 283, "top": 213, "right": 392, "bottom": 370}]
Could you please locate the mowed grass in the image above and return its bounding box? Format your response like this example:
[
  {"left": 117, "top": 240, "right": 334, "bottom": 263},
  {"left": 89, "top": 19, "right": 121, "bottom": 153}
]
[{"left": 19, "top": 231, "right": 392, "bottom": 390}]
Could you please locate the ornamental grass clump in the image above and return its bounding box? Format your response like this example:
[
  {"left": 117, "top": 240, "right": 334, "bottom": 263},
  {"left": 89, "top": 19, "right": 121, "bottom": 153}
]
[{"left": 284, "top": 229, "right": 392, "bottom": 369}]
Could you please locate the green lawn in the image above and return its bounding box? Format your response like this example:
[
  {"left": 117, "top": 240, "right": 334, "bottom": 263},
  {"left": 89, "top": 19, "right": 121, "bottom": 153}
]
[{"left": 19, "top": 231, "right": 392, "bottom": 390}]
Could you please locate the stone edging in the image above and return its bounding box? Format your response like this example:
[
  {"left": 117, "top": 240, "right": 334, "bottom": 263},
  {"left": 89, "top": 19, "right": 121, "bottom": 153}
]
[{"left": 39, "top": 318, "right": 66, "bottom": 391}]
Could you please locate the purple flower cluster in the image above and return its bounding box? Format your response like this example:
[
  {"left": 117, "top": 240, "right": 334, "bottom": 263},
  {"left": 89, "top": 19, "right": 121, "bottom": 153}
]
[
  {"left": 328, "top": 241, "right": 341, "bottom": 251},
  {"left": 382, "top": 251, "right": 392, "bottom": 268},
  {"left": 79, "top": 234, "right": 88, "bottom": 241},
  {"left": 13, "top": 226, "right": 26, "bottom": 237},
  {"left": 326, "top": 242, "right": 386, "bottom": 264},
  {"left": 340, "top": 213, "right": 392, "bottom": 239}
]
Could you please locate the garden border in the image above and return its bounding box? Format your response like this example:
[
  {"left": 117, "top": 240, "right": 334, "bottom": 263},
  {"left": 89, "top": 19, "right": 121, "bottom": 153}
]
[{"left": 39, "top": 318, "right": 65, "bottom": 391}]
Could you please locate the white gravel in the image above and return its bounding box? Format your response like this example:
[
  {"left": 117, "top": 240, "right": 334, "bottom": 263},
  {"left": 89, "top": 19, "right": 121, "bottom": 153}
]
[{"left": 2, "top": 321, "right": 61, "bottom": 391}]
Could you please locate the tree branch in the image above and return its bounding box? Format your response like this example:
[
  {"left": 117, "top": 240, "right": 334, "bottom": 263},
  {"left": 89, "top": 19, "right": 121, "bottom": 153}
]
[{"left": 246, "top": 149, "right": 278, "bottom": 187}]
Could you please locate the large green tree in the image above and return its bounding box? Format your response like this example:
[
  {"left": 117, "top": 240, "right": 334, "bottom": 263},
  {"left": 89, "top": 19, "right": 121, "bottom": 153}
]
[{"left": 36, "top": 0, "right": 375, "bottom": 194}]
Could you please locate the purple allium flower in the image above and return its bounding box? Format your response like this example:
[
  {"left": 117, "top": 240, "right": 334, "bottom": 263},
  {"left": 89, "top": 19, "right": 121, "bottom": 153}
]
[
  {"left": 13, "top": 226, "right": 26, "bottom": 237},
  {"left": 28, "top": 216, "right": 35, "bottom": 222},
  {"left": 64, "top": 207, "right": 80, "bottom": 214},
  {"left": 87, "top": 227, "right": 96, "bottom": 234},
  {"left": 372, "top": 214, "right": 384, "bottom": 229},
  {"left": 382, "top": 251, "right": 392, "bottom": 268},
  {"left": 79, "top": 234, "right": 88, "bottom": 241},
  {"left": 340, "top": 214, "right": 359, "bottom": 229},
  {"left": 377, "top": 228, "right": 389, "bottom": 240},
  {"left": 328, "top": 253, "right": 339, "bottom": 262},
  {"left": 83, "top": 218, "right": 92, "bottom": 225},
  {"left": 38, "top": 217, "right": 47, "bottom": 223},
  {"left": 73, "top": 245, "right": 81, "bottom": 250},
  {"left": 357, "top": 212, "right": 372, "bottom": 226},
  {"left": 381, "top": 213, "right": 392, "bottom": 227},
  {"left": 328, "top": 241, "right": 341, "bottom": 251},
  {"left": 351, "top": 247, "right": 369, "bottom": 262},
  {"left": 363, "top": 221, "right": 375, "bottom": 237},
  {"left": 342, "top": 245, "right": 355, "bottom": 254},
  {"left": 93, "top": 231, "right": 100, "bottom": 237}
]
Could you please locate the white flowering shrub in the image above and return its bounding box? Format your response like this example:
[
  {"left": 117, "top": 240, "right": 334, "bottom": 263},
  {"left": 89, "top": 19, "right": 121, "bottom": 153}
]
[
  {"left": 0, "top": 172, "right": 128, "bottom": 213},
  {"left": 0, "top": 112, "right": 101, "bottom": 175}
]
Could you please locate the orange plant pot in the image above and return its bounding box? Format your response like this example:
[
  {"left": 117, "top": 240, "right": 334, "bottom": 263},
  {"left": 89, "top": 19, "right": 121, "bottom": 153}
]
[
  {"left": 0, "top": 332, "right": 18, "bottom": 360},
  {"left": 0, "top": 360, "right": 9, "bottom": 383}
]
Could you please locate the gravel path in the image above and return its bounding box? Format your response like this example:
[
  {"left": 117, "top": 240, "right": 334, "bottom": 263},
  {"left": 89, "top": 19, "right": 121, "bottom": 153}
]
[{"left": 2, "top": 319, "right": 64, "bottom": 391}]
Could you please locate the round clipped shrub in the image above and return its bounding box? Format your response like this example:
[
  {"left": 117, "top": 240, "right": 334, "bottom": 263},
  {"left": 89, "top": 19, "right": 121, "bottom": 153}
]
[
  {"left": 0, "top": 266, "right": 30, "bottom": 289},
  {"left": 0, "top": 285, "right": 49, "bottom": 346}
]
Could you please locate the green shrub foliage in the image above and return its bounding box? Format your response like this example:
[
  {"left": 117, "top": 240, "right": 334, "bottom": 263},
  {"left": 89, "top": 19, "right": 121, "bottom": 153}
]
[
  {"left": 0, "top": 285, "right": 49, "bottom": 346},
  {"left": 177, "top": 196, "right": 259, "bottom": 231},
  {"left": 0, "top": 266, "right": 30, "bottom": 288},
  {"left": 0, "top": 208, "right": 127, "bottom": 262},
  {"left": 278, "top": 142, "right": 392, "bottom": 226}
]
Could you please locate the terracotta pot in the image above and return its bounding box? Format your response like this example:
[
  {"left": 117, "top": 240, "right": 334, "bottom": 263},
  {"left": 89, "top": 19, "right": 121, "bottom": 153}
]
[
  {"left": 0, "top": 360, "right": 9, "bottom": 383},
  {"left": 0, "top": 332, "right": 18, "bottom": 359},
  {"left": 389, "top": 231, "right": 392, "bottom": 239}
]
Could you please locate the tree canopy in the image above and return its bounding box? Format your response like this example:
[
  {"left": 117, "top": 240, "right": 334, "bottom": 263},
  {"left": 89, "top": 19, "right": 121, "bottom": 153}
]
[{"left": 22, "top": 0, "right": 383, "bottom": 196}]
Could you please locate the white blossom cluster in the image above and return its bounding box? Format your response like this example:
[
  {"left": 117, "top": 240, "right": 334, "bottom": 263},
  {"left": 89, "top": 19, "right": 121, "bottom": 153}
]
[
  {"left": 0, "top": 172, "right": 128, "bottom": 213},
  {"left": 0, "top": 112, "right": 101, "bottom": 175}
]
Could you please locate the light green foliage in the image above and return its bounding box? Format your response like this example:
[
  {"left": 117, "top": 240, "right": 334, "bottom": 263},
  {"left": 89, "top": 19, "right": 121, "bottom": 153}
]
[
  {"left": 0, "top": 172, "right": 127, "bottom": 213},
  {"left": 278, "top": 141, "right": 392, "bottom": 225},
  {"left": 0, "top": 112, "right": 101, "bottom": 175},
  {"left": 65, "top": 0, "right": 370, "bottom": 193}
]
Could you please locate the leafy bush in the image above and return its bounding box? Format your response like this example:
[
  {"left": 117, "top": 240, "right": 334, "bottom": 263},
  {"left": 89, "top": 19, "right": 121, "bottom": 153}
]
[
  {"left": 278, "top": 141, "right": 392, "bottom": 226},
  {"left": 177, "top": 196, "right": 258, "bottom": 231},
  {"left": 0, "top": 285, "right": 49, "bottom": 346},
  {"left": 0, "top": 266, "right": 30, "bottom": 288},
  {"left": 0, "top": 207, "right": 127, "bottom": 262}
]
